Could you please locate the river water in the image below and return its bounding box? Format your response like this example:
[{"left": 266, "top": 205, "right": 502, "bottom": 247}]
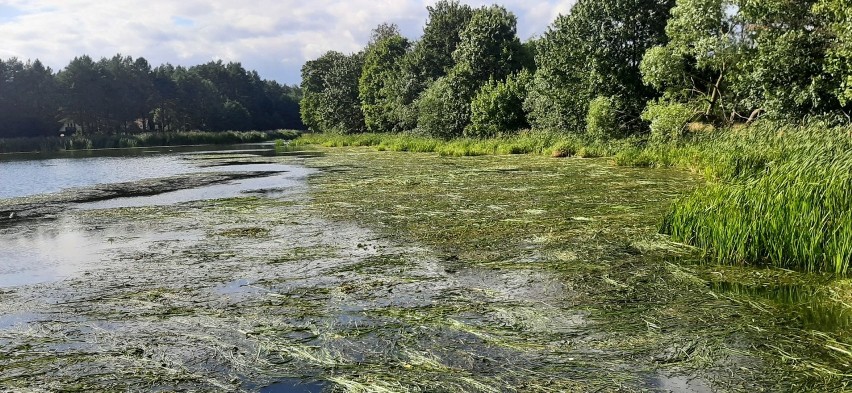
[
  {"left": 0, "top": 144, "right": 290, "bottom": 199},
  {"left": 0, "top": 143, "right": 315, "bottom": 287}
]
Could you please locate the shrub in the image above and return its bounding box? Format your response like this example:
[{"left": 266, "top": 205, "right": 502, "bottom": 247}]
[
  {"left": 585, "top": 96, "right": 619, "bottom": 140},
  {"left": 465, "top": 71, "right": 531, "bottom": 138},
  {"left": 641, "top": 100, "right": 694, "bottom": 143}
]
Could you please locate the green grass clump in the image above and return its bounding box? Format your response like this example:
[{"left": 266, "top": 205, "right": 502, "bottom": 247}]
[
  {"left": 293, "top": 130, "right": 625, "bottom": 158},
  {"left": 662, "top": 149, "right": 852, "bottom": 274}
]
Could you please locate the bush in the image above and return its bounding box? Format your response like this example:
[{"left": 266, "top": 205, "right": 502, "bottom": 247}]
[
  {"left": 465, "top": 71, "right": 531, "bottom": 138},
  {"left": 585, "top": 96, "right": 619, "bottom": 140},
  {"left": 641, "top": 100, "right": 694, "bottom": 143}
]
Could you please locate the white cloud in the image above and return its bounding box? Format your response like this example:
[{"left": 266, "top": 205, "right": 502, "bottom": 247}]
[{"left": 0, "top": 0, "right": 576, "bottom": 84}]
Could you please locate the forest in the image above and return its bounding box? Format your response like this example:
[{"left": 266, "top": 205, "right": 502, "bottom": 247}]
[
  {"left": 300, "top": 0, "right": 852, "bottom": 138},
  {"left": 0, "top": 55, "right": 304, "bottom": 139}
]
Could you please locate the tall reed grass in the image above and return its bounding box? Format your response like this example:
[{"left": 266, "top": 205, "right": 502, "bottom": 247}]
[{"left": 662, "top": 149, "right": 852, "bottom": 274}]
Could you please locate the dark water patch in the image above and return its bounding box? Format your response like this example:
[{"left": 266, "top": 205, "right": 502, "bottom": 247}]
[
  {"left": 710, "top": 281, "right": 851, "bottom": 331},
  {"left": 259, "top": 378, "right": 329, "bottom": 393}
]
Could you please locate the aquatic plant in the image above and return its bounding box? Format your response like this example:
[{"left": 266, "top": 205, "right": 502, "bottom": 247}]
[{"left": 662, "top": 146, "right": 852, "bottom": 274}]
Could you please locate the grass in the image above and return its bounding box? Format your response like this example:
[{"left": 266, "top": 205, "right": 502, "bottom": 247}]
[
  {"left": 662, "top": 149, "right": 852, "bottom": 274},
  {"left": 292, "top": 130, "right": 632, "bottom": 158},
  {"left": 0, "top": 130, "right": 301, "bottom": 153}
]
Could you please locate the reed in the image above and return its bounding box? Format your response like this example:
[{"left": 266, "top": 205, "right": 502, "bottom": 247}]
[{"left": 662, "top": 146, "right": 852, "bottom": 274}]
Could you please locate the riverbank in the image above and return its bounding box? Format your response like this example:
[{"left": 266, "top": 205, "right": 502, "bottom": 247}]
[{"left": 0, "top": 130, "right": 301, "bottom": 154}]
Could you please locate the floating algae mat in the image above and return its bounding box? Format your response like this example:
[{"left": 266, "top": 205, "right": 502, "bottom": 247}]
[{"left": 0, "top": 146, "right": 849, "bottom": 392}]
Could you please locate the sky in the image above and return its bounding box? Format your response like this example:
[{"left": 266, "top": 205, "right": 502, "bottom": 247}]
[{"left": 0, "top": 1, "right": 576, "bottom": 85}]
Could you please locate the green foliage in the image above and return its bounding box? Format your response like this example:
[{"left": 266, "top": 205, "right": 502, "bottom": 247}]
[
  {"left": 585, "top": 96, "right": 620, "bottom": 140},
  {"left": 0, "top": 58, "right": 60, "bottom": 138},
  {"left": 527, "top": 0, "right": 674, "bottom": 134},
  {"left": 416, "top": 5, "right": 525, "bottom": 138},
  {"left": 465, "top": 71, "right": 531, "bottom": 138},
  {"left": 415, "top": 66, "right": 479, "bottom": 138},
  {"left": 294, "top": 129, "right": 621, "bottom": 158},
  {"left": 662, "top": 144, "right": 852, "bottom": 274},
  {"left": 641, "top": 100, "right": 695, "bottom": 143},
  {"left": 359, "top": 32, "right": 411, "bottom": 133},
  {"left": 452, "top": 5, "right": 524, "bottom": 82},
  {"left": 645, "top": 0, "right": 840, "bottom": 123},
  {"left": 300, "top": 51, "right": 366, "bottom": 134},
  {"left": 817, "top": 0, "right": 852, "bottom": 106},
  {"left": 374, "top": 1, "right": 474, "bottom": 133}
]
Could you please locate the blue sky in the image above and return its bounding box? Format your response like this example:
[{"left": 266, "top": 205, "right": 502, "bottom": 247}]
[{"left": 0, "top": 1, "right": 576, "bottom": 84}]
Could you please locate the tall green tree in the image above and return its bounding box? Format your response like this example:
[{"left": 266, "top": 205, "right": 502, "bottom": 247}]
[
  {"left": 359, "top": 27, "right": 411, "bottom": 132},
  {"left": 0, "top": 59, "right": 60, "bottom": 137},
  {"left": 57, "top": 55, "right": 105, "bottom": 133},
  {"left": 380, "top": 1, "right": 475, "bottom": 131},
  {"left": 300, "top": 51, "right": 366, "bottom": 134},
  {"left": 816, "top": 0, "right": 852, "bottom": 108},
  {"left": 417, "top": 5, "right": 525, "bottom": 137},
  {"left": 528, "top": 0, "right": 675, "bottom": 134}
]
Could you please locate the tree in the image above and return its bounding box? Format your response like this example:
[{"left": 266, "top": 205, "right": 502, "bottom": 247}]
[
  {"left": 57, "top": 55, "right": 106, "bottom": 133},
  {"left": 416, "top": 65, "right": 478, "bottom": 138},
  {"left": 300, "top": 51, "right": 366, "bottom": 134},
  {"left": 0, "top": 59, "right": 60, "bottom": 137},
  {"left": 528, "top": 0, "right": 675, "bottom": 134},
  {"left": 452, "top": 5, "right": 524, "bottom": 82},
  {"left": 378, "top": 1, "right": 475, "bottom": 131},
  {"left": 643, "top": 0, "right": 838, "bottom": 124},
  {"left": 816, "top": 0, "right": 852, "bottom": 108},
  {"left": 359, "top": 29, "right": 411, "bottom": 132},
  {"left": 417, "top": 5, "right": 525, "bottom": 138}
]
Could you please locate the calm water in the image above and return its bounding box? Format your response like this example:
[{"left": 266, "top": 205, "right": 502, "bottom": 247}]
[
  {"left": 0, "top": 144, "right": 281, "bottom": 200},
  {"left": 0, "top": 144, "right": 315, "bottom": 287}
]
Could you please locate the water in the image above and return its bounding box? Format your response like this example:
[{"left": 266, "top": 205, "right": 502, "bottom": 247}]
[
  {"left": 0, "top": 155, "right": 195, "bottom": 199},
  {"left": 0, "top": 144, "right": 286, "bottom": 200},
  {"left": 0, "top": 144, "right": 316, "bottom": 287},
  {"left": 78, "top": 164, "right": 314, "bottom": 210},
  {"left": 0, "top": 214, "right": 204, "bottom": 287},
  {"left": 711, "top": 281, "right": 851, "bottom": 332}
]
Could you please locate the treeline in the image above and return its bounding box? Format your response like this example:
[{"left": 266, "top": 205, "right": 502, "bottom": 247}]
[
  {"left": 0, "top": 55, "right": 304, "bottom": 139},
  {"left": 300, "top": 0, "right": 852, "bottom": 139}
]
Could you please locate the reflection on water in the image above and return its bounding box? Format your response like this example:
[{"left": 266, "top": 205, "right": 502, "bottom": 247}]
[
  {"left": 710, "top": 281, "right": 851, "bottom": 332},
  {"left": 0, "top": 155, "right": 195, "bottom": 199},
  {"left": 0, "top": 143, "right": 313, "bottom": 200},
  {"left": 0, "top": 215, "right": 203, "bottom": 287}
]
